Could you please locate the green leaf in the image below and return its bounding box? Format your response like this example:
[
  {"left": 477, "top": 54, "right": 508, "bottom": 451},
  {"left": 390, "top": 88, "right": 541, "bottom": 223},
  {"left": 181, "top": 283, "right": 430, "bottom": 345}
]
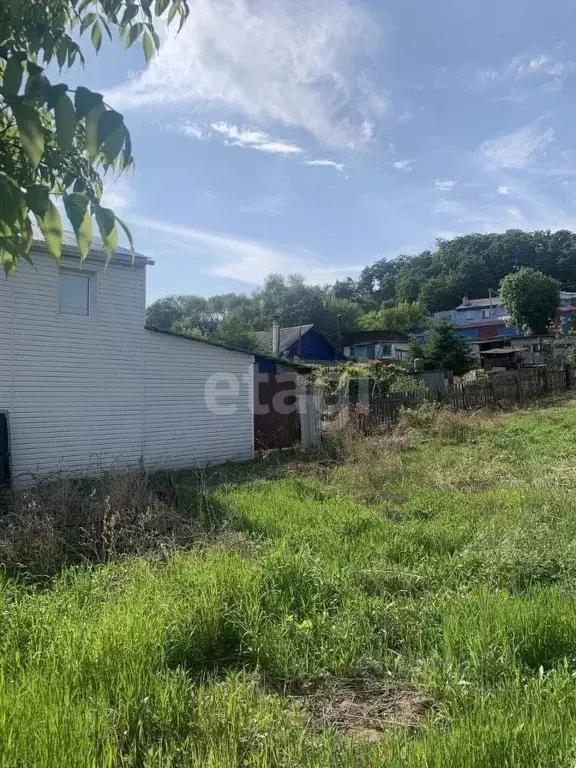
[
  {"left": 24, "top": 73, "right": 49, "bottom": 102},
  {"left": 26, "top": 62, "right": 44, "bottom": 76},
  {"left": 95, "top": 206, "right": 118, "bottom": 261},
  {"left": 80, "top": 12, "right": 97, "bottom": 32},
  {"left": 167, "top": 1, "right": 180, "bottom": 25},
  {"left": 26, "top": 184, "right": 50, "bottom": 217},
  {"left": 125, "top": 22, "right": 144, "bottom": 48},
  {"left": 56, "top": 42, "right": 67, "bottom": 70},
  {"left": 85, "top": 101, "right": 105, "bottom": 158},
  {"left": 0, "top": 171, "right": 26, "bottom": 226},
  {"left": 33, "top": 200, "right": 63, "bottom": 260},
  {"left": 55, "top": 92, "right": 76, "bottom": 151},
  {"left": 121, "top": 4, "right": 139, "bottom": 25},
  {"left": 74, "top": 85, "right": 103, "bottom": 119},
  {"left": 114, "top": 214, "right": 135, "bottom": 261},
  {"left": 96, "top": 109, "right": 123, "bottom": 150},
  {"left": 155, "top": 0, "right": 170, "bottom": 15},
  {"left": 4, "top": 56, "right": 23, "bottom": 95},
  {"left": 2, "top": 251, "right": 16, "bottom": 278},
  {"left": 11, "top": 101, "right": 44, "bottom": 168},
  {"left": 142, "top": 31, "right": 154, "bottom": 62},
  {"left": 121, "top": 129, "right": 132, "bottom": 170},
  {"left": 102, "top": 124, "right": 126, "bottom": 166},
  {"left": 91, "top": 21, "right": 102, "bottom": 52},
  {"left": 64, "top": 193, "right": 92, "bottom": 260},
  {"left": 45, "top": 83, "right": 68, "bottom": 110}
]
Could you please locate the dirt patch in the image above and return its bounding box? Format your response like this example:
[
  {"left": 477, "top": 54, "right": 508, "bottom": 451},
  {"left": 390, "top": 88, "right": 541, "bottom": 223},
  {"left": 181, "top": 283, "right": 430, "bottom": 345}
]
[{"left": 293, "top": 677, "right": 433, "bottom": 742}]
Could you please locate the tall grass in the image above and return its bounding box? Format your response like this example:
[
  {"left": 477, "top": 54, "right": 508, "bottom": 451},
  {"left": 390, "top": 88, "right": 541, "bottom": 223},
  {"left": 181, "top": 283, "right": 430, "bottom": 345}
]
[{"left": 2, "top": 399, "right": 576, "bottom": 764}]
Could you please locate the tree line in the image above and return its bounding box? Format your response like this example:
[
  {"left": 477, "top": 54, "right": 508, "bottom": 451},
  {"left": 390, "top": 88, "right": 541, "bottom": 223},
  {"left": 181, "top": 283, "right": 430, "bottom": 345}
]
[{"left": 146, "top": 229, "right": 576, "bottom": 348}]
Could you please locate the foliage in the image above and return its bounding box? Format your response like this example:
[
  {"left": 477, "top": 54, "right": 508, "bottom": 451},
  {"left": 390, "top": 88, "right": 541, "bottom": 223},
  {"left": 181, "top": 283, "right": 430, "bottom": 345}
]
[
  {"left": 146, "top": 275, "right": 363, "bottom": 349},
  {"left": 499, "top": 267, "right": 561, "bottom": 335},
  {"left": 359, "top": 229, "right": 576, "bottom": 312},
  {"left": 359, "top": 301, "right": 427, "bottom": 332},
  {"left": 4, "top": 403, "right": 576, "bottom": 763},
  {"left": 148, "top": 230, "right": 576, "bottom": 348},
  {"left": 0, "top": 0, "right": 188, "bottom": 274},
  {"left": 411, "top": 319, "right": 475, "bottom": 375},
  {"left": 309, "top": 360, "right": 427, "bottom": 396}
]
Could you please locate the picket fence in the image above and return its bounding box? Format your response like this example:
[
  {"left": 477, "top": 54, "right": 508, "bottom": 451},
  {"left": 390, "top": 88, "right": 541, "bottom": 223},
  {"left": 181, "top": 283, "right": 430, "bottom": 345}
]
[{"left": 358, "top": 364, "right": 576, "bottom": 431}]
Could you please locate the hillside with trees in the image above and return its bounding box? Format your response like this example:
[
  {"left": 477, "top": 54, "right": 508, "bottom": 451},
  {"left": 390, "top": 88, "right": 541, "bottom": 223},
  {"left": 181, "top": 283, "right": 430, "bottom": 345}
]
[{"left": 146, "top": 229, "right": 576, "bottom": 345}]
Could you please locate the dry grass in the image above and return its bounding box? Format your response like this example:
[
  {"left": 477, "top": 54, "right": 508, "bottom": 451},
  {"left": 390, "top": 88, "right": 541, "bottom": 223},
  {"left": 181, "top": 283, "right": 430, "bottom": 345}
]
[
  {"left": 0, "top": 471, "right": 203, "bottom": 575},
  {"left": 294, "top": 677, "right": 433, "bottom": 742}
]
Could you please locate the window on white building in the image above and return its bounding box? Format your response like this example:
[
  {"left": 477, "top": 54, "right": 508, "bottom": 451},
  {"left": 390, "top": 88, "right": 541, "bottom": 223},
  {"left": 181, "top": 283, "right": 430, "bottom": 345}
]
[
  {"left": 59, "top": 272, "right": 90, "bottom": 316},
  {"left": 466, "top": 310, "right": 474, "bottom": 320},
  {"left": 481, "top": 309, "right": 490, "bottom": 319}
]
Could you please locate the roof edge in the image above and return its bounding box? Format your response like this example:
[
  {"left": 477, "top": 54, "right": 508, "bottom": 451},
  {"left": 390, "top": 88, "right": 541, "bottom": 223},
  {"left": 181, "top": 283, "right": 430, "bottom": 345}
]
[{"left": 144, "top": 326, "right": 311, "bottom": 371}]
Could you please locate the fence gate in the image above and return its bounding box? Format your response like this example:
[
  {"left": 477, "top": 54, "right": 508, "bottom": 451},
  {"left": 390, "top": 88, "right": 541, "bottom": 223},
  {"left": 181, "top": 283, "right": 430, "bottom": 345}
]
[{"left": 0, "top": 413, "right": 10, "bottom": 488}]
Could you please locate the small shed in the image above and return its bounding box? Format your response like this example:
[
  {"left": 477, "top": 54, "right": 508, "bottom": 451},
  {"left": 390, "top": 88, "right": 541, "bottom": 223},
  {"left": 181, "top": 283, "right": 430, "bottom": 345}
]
[{"left": 480, "top": 347, "right": 526, "bottom": 371}]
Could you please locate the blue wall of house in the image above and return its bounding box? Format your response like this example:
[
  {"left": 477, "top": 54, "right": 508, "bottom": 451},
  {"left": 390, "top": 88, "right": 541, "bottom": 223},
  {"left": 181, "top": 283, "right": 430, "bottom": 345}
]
[
  {"left": 454, "top": 306, "right": 507, "bottom": 324},
  {"left": 286, "top": 330, "right": 340, "bottom": 361}
]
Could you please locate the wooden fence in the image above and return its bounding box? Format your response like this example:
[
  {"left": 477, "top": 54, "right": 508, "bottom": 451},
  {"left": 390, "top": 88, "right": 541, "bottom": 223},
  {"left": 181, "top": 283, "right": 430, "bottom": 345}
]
[{"left": 357, "top": 364, "right": 576, "bottom": 431}]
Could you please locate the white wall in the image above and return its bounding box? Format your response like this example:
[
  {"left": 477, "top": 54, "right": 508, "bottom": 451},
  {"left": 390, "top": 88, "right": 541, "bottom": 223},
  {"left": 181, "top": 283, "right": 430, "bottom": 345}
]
[
  {"left": 0, "top": 250, "right": 256, "bottom": 485},
  {"left": 0, "top": 249, "right": 146, "bottom": 484},
  {"left": 143, "top": 330, "right": 254, "bottom": 468}
]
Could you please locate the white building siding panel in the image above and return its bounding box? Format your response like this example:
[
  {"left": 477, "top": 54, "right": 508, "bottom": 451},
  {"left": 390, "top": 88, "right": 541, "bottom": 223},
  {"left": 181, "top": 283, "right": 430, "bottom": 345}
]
[
  {"left": 144, "top": 331, "right": 254, "bottom": 469},
  {"left": 7, "top": 250, "right": 146, "bottom": 483}
]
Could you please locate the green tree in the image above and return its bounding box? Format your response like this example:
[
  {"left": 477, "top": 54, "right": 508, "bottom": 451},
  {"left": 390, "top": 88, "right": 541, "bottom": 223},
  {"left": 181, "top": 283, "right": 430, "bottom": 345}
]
[
  {"left": 411, "top": 320, "right": 475, "bottom": 375},
  {"left": 359, "top": 301, "right": 427, "bottom": 332},
  {"left": 499, "top": 267, "right": 561, "bottom": 334},
  {"left": 0, "top": 0, "right": 187, "bottom": 273}
]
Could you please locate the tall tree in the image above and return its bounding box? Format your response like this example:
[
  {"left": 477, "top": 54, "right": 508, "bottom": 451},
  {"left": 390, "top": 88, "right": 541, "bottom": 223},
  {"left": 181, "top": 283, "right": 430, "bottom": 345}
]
[
  {"left": 360, "top": 301, "right": 427, "bottom": 332},
  {"left": 499, "top": 267, "right": 561, "bottom": 334},
  {"left": 411, "top": 320, "right": 475, "bottom": 375},
  {"left": 0, "top": 0, "right": 187, "bottom": 274}
]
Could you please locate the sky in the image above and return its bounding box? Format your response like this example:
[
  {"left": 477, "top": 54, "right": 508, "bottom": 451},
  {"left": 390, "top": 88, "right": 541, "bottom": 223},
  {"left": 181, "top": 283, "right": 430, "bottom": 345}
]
[{"left": 66, "top": 0, "right": 576, "bottom": 303}]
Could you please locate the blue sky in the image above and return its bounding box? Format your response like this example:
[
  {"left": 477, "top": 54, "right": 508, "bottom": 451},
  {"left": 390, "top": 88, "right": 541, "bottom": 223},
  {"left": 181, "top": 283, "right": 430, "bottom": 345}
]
[{"left": 68, "top": 0, "right": 576, "bottom": 302}]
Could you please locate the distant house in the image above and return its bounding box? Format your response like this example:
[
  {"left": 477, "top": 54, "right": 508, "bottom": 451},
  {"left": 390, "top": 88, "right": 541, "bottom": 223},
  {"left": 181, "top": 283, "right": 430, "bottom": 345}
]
[
  {"left": 341, "top": 330, "right": 410, "bottom": 362},
  {"left": 252, "top": 324, "right": 341, "bottom": 362}
]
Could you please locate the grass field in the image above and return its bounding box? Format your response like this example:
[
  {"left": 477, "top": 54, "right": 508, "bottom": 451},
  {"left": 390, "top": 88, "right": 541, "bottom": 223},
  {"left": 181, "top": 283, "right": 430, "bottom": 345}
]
[{"left": 3, "top": 399, "right": 576, "bottom": 766}]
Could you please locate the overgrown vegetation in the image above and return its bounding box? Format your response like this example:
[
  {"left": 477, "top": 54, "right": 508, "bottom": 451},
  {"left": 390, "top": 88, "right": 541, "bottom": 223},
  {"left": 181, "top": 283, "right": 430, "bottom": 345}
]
[{"left": 3, "top": 400, "right": 576, "bottom": 764}]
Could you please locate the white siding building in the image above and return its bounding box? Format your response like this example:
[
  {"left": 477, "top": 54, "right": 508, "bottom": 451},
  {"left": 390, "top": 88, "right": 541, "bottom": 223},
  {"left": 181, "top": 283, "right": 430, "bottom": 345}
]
[{"left": 0, "top": 238, "right": 255, "bottom": 486}]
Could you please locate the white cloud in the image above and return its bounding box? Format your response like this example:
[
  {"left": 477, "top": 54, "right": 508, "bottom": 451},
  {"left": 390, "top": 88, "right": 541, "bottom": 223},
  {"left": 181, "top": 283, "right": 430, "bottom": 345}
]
[
  {"left": 478, "top": 121, "right": 555, "bottom": 171},
  {"left": 100, "top": 174, "right": 136, "bottom": 211},
  {"left": 210, "top": 121, "right": 302, "bottom": 154},
  {"left": 180, "top": 122, "right": 205, "bottom": 139},
  {"left": 434, "top": 179, "right": 456, "bottom": 192},
  {"left": 105, "top": 0, "right": 383, "bottom": 149},
  {"left": 129, "top": 215, "right": 363, "bottom": 284},
  {"left": 394, "top": 159, "right": 413, "bottom": 171},
  {"left": 497, "top": 185, "right": 511, "bottom": 195},
  {"left": 305, "top": 159, "right": 345, "bottom": 172},
  {"left": 433, "top": 198, "right": 464, "bottom": 215},
  {"left": 477, "top": 53, "right": 572, "bottom": 83}
]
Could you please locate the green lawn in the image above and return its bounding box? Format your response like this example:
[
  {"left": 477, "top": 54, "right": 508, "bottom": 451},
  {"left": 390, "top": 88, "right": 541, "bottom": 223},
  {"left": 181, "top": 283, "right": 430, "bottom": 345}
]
[{"left": 4, "top": 400, "right": 576, "bottom": 766}]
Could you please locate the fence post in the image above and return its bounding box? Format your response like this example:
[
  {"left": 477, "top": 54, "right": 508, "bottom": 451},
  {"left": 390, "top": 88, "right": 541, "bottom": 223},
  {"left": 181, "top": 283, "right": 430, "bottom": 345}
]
[
  {"left": 298, "top": 386, "right": 321, "bottom": 448},
  {"left": 565, "top": 363, "right": 572, "bottom": 391},
  {"left": 542, "top": 366, "right": 549, "bottom": 394},
  {"left": 515, "top": 371, "right": 522, "bottom": 402}
]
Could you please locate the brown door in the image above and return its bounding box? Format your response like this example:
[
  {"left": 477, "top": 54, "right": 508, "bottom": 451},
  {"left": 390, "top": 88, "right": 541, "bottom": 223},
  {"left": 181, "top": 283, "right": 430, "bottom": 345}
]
[{"left": 254, "top": 373, "right": 298, "bottom": 449}]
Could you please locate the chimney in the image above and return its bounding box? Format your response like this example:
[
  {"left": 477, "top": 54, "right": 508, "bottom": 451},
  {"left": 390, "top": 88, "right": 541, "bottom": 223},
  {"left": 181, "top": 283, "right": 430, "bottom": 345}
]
[{"left": 272, "top": 317, "right": 280, "bottom": 356}]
